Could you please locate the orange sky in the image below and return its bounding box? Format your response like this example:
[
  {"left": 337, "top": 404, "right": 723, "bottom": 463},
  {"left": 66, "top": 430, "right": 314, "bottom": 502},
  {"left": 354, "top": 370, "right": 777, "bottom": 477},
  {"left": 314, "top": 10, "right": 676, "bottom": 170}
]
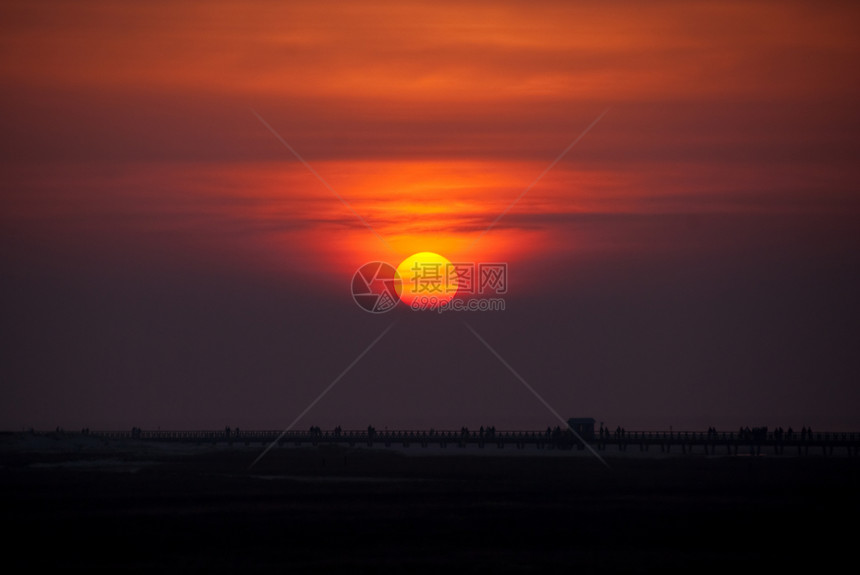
[
  {"left": 2, "top": 0, "right": 859, "bottom": 289},
  {"left": 2, "top": 1, "right": 860, "bottom": 432}
]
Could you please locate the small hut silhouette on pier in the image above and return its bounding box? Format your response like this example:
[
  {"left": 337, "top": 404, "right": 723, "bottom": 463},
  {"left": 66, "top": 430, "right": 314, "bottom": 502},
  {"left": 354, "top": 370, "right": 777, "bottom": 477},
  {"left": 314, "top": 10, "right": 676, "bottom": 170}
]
[{"left": 567, "top": 418, "right": 596, "bottom": 441}]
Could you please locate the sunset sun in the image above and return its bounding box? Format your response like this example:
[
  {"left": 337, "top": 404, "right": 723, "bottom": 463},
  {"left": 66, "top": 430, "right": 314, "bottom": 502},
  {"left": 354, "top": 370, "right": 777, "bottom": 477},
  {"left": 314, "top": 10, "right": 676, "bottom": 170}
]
[{"left": 396, "top": 252, "right": 458, "bottom": 308}]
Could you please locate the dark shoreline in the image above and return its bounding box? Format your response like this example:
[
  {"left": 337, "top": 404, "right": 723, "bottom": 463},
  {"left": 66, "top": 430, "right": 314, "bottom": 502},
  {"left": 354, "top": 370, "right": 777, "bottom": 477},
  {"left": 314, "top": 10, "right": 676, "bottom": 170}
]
[{"left": 3, "top": 441, "right": 857, "bottom": 572}]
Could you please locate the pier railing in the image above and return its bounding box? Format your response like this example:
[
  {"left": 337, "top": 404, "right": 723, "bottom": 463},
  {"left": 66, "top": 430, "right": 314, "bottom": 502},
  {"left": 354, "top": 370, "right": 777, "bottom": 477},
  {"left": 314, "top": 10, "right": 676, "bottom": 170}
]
[{"left": 54, "top": 428, "right": 860, "bottom": 456}]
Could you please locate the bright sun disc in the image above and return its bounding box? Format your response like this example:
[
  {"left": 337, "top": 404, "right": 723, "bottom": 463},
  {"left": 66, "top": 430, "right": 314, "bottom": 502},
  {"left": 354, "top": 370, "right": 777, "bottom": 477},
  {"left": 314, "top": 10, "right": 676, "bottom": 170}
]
[{"left": 396, "top": 252, "right": 457, "bottom": 308}]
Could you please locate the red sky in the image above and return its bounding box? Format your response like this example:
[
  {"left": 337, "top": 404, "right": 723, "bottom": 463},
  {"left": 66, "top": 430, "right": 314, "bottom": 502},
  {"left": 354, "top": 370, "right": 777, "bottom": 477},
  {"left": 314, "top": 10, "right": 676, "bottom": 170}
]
[
  {"left": 2, "top": 1, "right": 859, "bottom": 430},
  {"left": 4, "top": 0, "right": 858, "bottom": 275}
]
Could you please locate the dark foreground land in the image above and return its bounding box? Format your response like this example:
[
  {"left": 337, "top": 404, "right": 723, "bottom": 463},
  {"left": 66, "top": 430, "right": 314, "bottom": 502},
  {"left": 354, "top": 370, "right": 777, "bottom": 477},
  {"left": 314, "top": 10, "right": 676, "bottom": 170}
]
[{"left": 2, "top": 438, "right": 857, "bottom": 573}]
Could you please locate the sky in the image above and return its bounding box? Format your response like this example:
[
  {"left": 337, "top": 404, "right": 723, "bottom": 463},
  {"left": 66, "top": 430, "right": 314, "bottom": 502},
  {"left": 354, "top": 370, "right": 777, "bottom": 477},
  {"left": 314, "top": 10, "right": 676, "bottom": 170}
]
[{"left": 2, "top": 0, "right": 859, "bottom": 431}]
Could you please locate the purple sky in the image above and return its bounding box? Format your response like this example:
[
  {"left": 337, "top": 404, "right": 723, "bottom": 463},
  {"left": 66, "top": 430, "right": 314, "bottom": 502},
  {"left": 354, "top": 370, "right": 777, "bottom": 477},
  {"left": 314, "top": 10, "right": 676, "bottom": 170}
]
[{"left": 2, "top": 0, "right": 859, "bottom": 431}]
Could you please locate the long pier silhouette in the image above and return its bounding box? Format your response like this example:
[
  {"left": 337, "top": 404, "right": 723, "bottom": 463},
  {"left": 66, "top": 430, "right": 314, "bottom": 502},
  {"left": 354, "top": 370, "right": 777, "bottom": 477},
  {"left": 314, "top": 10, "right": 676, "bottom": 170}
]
[{"left": 69, "top": 427, "right": 860, "bottom": 457}]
